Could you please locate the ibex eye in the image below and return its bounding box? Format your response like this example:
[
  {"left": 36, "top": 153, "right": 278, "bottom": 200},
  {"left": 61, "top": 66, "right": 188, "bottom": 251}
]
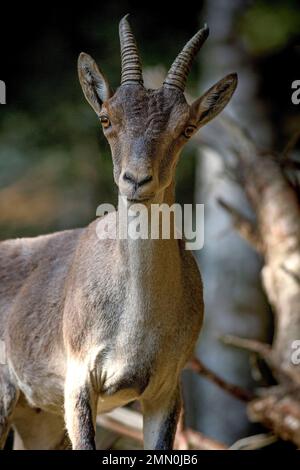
[
  {"left": 100, "top": 115, "right": 111, "bottom": 129},
  {"left": 183, "top": 126, "right": 196, "bottom": 138}
]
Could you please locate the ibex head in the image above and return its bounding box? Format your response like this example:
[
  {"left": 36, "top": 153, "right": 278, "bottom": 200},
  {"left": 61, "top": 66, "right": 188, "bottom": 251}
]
[{"left": 78, "top": 15, "right": 237, "bottom": 204}]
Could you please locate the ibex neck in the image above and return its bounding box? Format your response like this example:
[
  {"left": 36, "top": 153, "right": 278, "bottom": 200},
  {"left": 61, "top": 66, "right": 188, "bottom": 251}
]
[
  {"left": 162, "top": 180, "right": 176, "bottom": 206},
  {"left": 117, "top": 179, "right": 177, "bottom": 243},
  {"left": 117, "top": 179, "right": 181, "bottom": 288}
]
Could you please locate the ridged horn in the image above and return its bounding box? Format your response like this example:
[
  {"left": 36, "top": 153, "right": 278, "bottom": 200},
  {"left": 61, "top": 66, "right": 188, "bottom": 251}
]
[
  {"left": 119, "top": 14, "right": 143, "bottom": 85},
  {"left": 164, "top": 24, "right": 209, "bottom": 91}
]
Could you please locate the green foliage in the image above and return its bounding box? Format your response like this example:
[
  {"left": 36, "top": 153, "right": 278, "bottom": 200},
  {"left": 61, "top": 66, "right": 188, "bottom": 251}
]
[{"left": 239, "top": 0, "right": 300, "bottom": 54}]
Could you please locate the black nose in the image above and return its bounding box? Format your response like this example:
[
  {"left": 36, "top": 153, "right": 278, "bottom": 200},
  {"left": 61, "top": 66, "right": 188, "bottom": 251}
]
[{"left": 123, "top": 172, "right": 153, "bottom": 188}]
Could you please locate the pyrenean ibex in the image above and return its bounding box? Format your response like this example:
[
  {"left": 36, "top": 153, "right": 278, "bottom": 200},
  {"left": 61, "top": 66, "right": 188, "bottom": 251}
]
[{"left": 0, "top": 16, "right": 237, "bottom": 450}]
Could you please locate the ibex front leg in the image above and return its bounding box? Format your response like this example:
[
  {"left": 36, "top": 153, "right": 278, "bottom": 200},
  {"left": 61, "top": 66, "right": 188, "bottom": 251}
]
[
  {"left": 142, "top": 384, "right": 181, "bottom": 450},
  {"left": 64, "top": 362, "right": 98, "bottom": 450},
  {"left": 0, "top": 367, "right": 19, "bottom": 449}
]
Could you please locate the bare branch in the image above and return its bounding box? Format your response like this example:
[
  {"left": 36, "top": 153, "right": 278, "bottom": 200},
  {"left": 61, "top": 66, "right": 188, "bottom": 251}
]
[
  {"left": 184, "top": 429, "right": 228, "bottom": 450},
  {"left": 282, "top": 129, "right": 300, "bottom": 161},
  {"left": 248, "top": 394, "right": 300, "bottom": 447},
  {"left": 218, "top": 115, "right": 259, "bottom": 165},
  {"left": 221, "top": 334, "right": 271, "bottom": 358},
  {"left": 97, "top": 408, "right": 143, "bottom": 444},
  {"left": 230, "top": 432, "right": 277, "bottom": 450},
  {"left": 186, "top": 356, "right": 254, "bottom": 402},
  {"left": 174, "top": 407, "right": 189, "bottom": 450},
  {"left": 281, "top": 264, "right": 300, "bottom": 285},
  {"left": 217, "top": 198, "right": 263, "bottom": 253},
  {"left": 97, "top": 407, "right": 228, "bottom": 450}
]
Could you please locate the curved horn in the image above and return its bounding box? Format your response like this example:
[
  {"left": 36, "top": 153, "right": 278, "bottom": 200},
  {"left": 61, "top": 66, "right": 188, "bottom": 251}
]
[
  {"left": 119, "top": 14, "right": 143, "bottom": 85},
  {"left": 164, "top": 24, "right": 209, "bottom": 91}
]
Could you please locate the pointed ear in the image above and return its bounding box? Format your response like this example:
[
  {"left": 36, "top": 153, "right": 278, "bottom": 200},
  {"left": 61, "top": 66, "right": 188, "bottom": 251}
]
[
  {"left": 78, "top": 52, "right": 113, "bottom": 115},
  {"left": 191, "top": 73, "right": 238, "bottom": 128}
]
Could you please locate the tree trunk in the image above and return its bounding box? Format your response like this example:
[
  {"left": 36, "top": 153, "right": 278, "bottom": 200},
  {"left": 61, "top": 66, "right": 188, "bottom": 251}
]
[
  {"left": 216, "top": 116, "right": 300, "bottom": 447},
  {"left": 186, "top": 0, "right": 272, "bottom": 444}
]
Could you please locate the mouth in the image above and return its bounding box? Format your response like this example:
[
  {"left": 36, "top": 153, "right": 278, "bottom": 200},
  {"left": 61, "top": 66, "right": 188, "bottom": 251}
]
[
  {"left": 125, "top": 193, "right": 155, "bottom": 204},
  {"left": 127, "top": 197, "right": 151, "bottom": 203}
]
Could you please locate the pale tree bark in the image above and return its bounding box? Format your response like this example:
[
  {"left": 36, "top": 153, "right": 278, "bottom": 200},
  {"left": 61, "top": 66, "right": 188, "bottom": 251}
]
[
  {"left": 217, "top": 117, "right": 300, "bottom": 446},
  {"left": 186, "top": 0, "right": 272, "bottom": 444}
]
